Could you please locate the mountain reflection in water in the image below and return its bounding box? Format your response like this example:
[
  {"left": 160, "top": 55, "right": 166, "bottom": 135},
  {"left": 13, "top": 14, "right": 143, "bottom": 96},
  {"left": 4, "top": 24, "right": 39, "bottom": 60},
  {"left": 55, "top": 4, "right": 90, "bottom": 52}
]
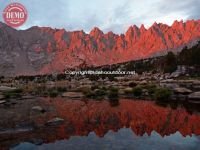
[{"left": 0, "top": 98, "right": 200, "bottom": 150}]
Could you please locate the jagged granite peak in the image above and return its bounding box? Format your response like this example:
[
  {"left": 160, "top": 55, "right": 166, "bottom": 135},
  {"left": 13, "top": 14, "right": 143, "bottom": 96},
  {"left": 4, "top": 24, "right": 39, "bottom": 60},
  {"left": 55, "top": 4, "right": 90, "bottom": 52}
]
[
  {"left": 140, "top": 24, "right": 146, "bottom": 32},
  {"left": 90, "top": 27, "right": 104, "bottom": 37}
]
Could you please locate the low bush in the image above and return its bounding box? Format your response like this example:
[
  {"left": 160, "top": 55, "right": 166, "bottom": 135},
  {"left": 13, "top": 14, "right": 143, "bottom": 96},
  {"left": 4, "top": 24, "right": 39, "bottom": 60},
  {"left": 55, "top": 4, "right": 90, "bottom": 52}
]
[
  {"left": 94, "top": 89, "right": 107, "bottom": 97},
  {"left": 57, "top": 87, "right": 67, "bottom": 93},
  {"left": 83, "top": 89, "right": 95, "bottom": 98},
  {"left": 49, "top": 90, "right": 59, "bottom": 98},
  {"left": 83, "top": 88, "right": 107, "bottom": 100},
  {"left": 3, "top": 88, "right": 23, "bottom": 99},
  {"left": 145, "top": 84, "right": 157, "bottom": 96},
  {"left": 153, "top": 88, "right": 172, "bottom": 101},
  {"left": 132, "top": 86, "right": 143, "bottom": 97},
  {"left": 11, "top": 88, "right": 23, "bottom": 93},
  {"left": 108, "top": 87, "right": 119, "bottom": 100}
]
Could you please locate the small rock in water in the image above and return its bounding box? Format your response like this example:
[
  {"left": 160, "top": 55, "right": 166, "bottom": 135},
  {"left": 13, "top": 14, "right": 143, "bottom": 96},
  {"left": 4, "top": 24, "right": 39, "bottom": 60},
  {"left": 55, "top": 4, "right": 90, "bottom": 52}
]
[
  {"left": 0, "top": 95, "right": 5, "bottom": 100},
  {"left": 189, "top": 100, "right": 200, "bottom": 104},
  {"left": 173, "top": 94, "right": 187, "bottom": 101},
  {"left": 118, "top": 89, "right": 125, "bottom": 95},
  {"left": 9, "top": 99, "right": 18, "bottom": 105},
  {"left": 46, "top": 117, "right": 64, "bottom": 126},
  {"left": 0, "top": 86, "right": 17, "bottom": 92},
  {"left": 62, "top": 92, "right": 84, "bottom": 98},
  {"left": 188, "top": 92, "right": 200, "bottom": 100},
  {"left": 139, "top": 80, "right": 148, "bottom": 85},
  {"left": 32, "top": 106, "right": 45, "bottom": 113},
  {"left": 123, "top": 87, "right": 133, "bottom": 93},
  {"left": 192, "top": 85, "right": 200, "bottom": 90},
  {"left": 160, "top": 79, "right": 175, "bottom": 83},
  {"left": 0, "top": 95, "right": 4, "bottom": 100},
  {"left": 22, "top": 95, "right": 35, "bottom": 100},
  {"left": 173, "top": 87, "right": 192, "bottom": 95},
  {"left": 0, "top": 100, "right": 6, "bottom": 104}
]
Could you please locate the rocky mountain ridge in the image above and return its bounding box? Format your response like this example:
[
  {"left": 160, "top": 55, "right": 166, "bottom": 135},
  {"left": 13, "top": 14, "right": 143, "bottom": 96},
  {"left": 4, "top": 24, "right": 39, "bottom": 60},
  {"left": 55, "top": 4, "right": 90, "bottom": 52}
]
[{"left": 0, "top": 19, "right": 200, "bottom": 76}]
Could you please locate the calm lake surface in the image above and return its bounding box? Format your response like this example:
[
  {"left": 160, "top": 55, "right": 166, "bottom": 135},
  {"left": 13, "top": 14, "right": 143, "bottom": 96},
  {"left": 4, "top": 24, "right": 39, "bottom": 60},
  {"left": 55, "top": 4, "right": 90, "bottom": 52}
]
[{"left": 0, "top": 98, "right": 199, "bottom": 150}]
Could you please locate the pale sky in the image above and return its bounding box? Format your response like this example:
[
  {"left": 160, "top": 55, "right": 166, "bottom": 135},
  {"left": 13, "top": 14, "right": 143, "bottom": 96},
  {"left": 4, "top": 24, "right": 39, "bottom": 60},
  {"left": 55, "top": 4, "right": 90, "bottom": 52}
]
[{"left": 0, "top": 0, "right": 199, "bottom": 33}]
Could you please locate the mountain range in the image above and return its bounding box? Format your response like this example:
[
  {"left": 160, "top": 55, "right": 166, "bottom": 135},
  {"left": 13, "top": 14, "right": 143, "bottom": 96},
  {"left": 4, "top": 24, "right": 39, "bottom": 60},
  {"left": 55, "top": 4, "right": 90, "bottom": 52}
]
[{"left": 0, "top": 19, "right": 200, "bottom": 76}]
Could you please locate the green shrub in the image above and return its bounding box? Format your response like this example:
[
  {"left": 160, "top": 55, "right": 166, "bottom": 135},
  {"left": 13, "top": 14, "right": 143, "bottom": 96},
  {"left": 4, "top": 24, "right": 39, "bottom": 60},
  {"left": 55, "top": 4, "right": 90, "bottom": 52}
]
[
  {"left": 83, "top": 89, "right": 95, "bottom": 98},
  {"left": 34, "top": 86, "right": 46, "bottom": 95},
  {"left": 49, "top": 90, "right": 59, "bottom": 98},
  {"left": 153, "top": 88, "right": 172, "bottom": 101},
  {"left": 132, "top": 86, "right": 143, "bottom": 97},
  {"left": 11, "top": 88, "right": 23, "bottom": 93},
  {"left": 83, "top": 88, "right": 107, "bottom": 100},
  {"left": 108, "top": 87, "right": 119, "bottom": 100},
  {"left": 94, "top": 89, "right": 107, "bottom": 97},
  {"left": 43, "top": 91, "right": 49, "bottom": 97},
  {"left": 145, "top": 84, "right": 157, "bottom": 96},
  {"left": 47, "top": 88, "right": 59, "bottom": 98},
  {"left": 101, "top": 86, "right": 107, "bottom": 91},
  {"left": 3, "top": 88, "right": 23, "bottom": 99},
  {"left": 57, "top": 87, "right": 67, "bottom": 93},
  {"left": 3, "top": 92, "right": 12, "bottom": 99}
]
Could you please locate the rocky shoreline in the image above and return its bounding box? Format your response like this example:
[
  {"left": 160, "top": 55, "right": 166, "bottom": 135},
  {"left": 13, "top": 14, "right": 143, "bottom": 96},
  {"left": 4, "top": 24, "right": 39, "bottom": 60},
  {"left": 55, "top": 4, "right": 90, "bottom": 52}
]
[{"left": 0, "top": 74, "right": 200, "bottom": 106}]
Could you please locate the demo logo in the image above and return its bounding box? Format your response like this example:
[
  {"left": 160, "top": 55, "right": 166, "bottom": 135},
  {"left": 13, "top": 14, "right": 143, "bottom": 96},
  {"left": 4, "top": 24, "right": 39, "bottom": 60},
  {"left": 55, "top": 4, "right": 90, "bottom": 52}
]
[{"left": 3, "top": 3, "right": 28, "bottom": 28}]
